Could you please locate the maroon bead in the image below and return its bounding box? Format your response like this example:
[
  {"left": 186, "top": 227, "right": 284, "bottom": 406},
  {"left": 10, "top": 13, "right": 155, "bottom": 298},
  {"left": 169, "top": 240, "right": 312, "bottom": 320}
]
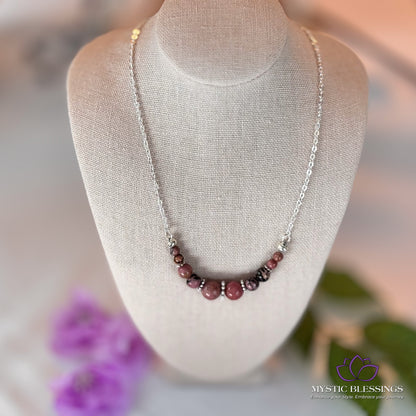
[
  {"left": 245, "top": 278, "right": 259, "bottom": 291},
  {"left": 266, "top": 258, "right": 277, "bottom": 270},
  {"left": 170, "top": 245, "right": 180, "bottom": 256},
  {"left": 255, "top": 266, "right": 270, "bottom": 282},
  {"left": 201, "top": 280, "right": 221, "bottom": 300},
  {"left": 187, "top": 274, "right": 201, "bottom": 289},
  {"left": 272, "top": 251, "right": 284, "bottom": 262},
  {"left": 225, "top": 281, "right": 244, "bottom": 300},
  {"left": 178, "top": 263, "right": 192, "bottom": 279},
  {"left": 174, "top": 254, "right": 184, "bottom": 264}
]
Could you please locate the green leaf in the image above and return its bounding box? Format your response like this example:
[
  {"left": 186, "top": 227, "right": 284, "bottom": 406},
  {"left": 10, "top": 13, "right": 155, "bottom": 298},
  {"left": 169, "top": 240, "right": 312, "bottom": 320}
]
[
  {"left": 292, "top": 308, "right": 316, "bottom": 356},
  {"left": 364, "top": 321, "right": 416, "bottom": 368},
  {"left": 319, "top": 269, "right": 373, "bottom": 300},
  {"left": 329, "top": 341, "right": 383, "bottom": 416},
  {"left": 390, "top": 360, "right": 416, "bottom": 400},
  {"left": 364, "top": 320, "right": 416, "bottom": 398}
]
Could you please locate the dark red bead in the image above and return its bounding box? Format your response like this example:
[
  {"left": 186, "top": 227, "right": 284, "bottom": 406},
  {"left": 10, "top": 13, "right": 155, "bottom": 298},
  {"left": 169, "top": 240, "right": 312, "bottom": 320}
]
[
  {"left": 255, "top": 266, "right": 270, "bottom": 282},
  {"left": 266, "top": 259, "right": 277, "bottom": 269},
  {"left": 272, "top": 251, "right": 284, "bottom": 262},
  {"left": 245, "top": 278, "right": 259, "bottom": 291},
  {"left": 170, "top": 246, "right": 180, "bottom": 256},
  {"left": 178, "top": 263, "right": 192, "bottom": 279},
  {"left": 201, "top": 280, "right": 221, "bottom": 300},
  {"left": 174, "top": 254, "right": 184, "bottom": 264},
  {"left": 225, "top": 281, "right": 244, "bottom": 300},
  {"left": 187, "top": 274, "right": 201, "bottom": 289}
]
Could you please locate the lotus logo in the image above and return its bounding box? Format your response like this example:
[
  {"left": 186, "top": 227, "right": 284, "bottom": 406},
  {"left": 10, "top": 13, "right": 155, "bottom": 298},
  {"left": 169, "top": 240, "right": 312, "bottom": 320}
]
[{"left": 336, "top": 355, "right": 379, "bottom": 382}]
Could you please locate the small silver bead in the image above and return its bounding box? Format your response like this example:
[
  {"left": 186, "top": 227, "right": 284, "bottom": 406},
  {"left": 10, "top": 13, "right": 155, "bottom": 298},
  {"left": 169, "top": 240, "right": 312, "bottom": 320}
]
[
  {"left": 198, "top": 279, "right": 206, "bottom": 291},
  {"left": 240, "top": 280, "right": 246, "bottom": 291},
  {"left": 168, "top": 236, "right": 177, "bottom": 248},
  {"left": 221, "top": 280, "right": 226, "bottom": 296},
  {"left": 277, "top": 244, "right": 288, "bottom": 253},
  {"left": 277, "top": 236, "right": 289, "bottom": 253}
]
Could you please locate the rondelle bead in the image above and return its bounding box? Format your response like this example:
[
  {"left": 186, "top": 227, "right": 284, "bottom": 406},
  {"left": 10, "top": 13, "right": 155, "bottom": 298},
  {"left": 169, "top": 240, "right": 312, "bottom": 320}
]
[
  {"left": 187, "top": 274, "right": 201, "bottom": 289},
  {"left": 174, "top": 254, "right": 184, "bottom": 264},
  {"left": 170, "top": 245, "right": 180, "bottom": 256},
  {"left": 201, "top": 280, "right": 221, "bottom": 300},
  {"left": 255, "top": 266, "right": 270, "bottom": 282},
  {"left": 225, "top": 281, "right": 244, "bottom": 300},
  {"left": 178, "top": 263, "right": 192, "bottom": 279},
  {"left": 272, "top": 251, "right": 284, "bottom": 262},
  {"left": 266, "top": 258, "right": 278, "bottom": 270},
  {"left": 221, "top": 280, "right": 226, "bottom": 296},
  {"left": 245, "top": 278, "right": 259, "bottom": 291}
]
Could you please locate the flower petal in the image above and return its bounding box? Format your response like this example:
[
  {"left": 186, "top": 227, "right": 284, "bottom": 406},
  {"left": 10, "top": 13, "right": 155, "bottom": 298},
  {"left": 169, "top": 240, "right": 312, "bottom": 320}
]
[
  {"left": 52, "top": 361, "right": 130, "bottom": 416},
  {"left": 336, "top": 364, "right": 355, "bottom": 382},
  {"left": 357, "top": 364, "right": 379, "bottom": 382},
  {"left": 50, "top": 290, "right": 110, "bottom": 359},
  {"left": 349, "top": 354, "right": 364, "bottom": 379}
]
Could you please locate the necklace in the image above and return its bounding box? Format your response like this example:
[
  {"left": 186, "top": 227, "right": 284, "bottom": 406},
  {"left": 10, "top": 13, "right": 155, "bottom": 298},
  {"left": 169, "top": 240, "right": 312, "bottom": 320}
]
[{"left": 128, "top": 24, "right": 324, "bottom": 301}]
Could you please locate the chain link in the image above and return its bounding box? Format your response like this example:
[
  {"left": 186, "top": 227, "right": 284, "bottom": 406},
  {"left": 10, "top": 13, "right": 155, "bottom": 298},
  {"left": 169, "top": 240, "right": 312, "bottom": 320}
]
[
  {"left": 128, "top": 26, "right": 324, "bottom": 250},
  {"left": 283, "top": 28, "right": 324, "bottom": 245},
  {"left": 129, "top": 36, "right": 173, "bottom": 243}
]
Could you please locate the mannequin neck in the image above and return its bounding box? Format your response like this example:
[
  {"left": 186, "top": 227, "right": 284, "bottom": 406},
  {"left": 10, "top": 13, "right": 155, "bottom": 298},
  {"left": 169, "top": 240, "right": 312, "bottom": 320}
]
[{"left": 154, "top": 0, "right": 288, "bottom": 86}]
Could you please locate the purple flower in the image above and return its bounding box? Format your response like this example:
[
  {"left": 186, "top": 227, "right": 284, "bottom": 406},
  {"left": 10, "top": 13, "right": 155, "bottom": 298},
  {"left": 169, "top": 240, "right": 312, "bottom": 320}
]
[
  {"left": 336, "top": 355, "right": 379, "bottom": 382},
  {"left": 50, "top": 290, "right": 153, "bottom": 415},
  {"left": 52, "top": 361, "right": 130, "bottom": 416},
  {"left": 51, "top": 291, "right": 110, "bottom": 359},
  {"left": 98, "top": 315, "right": 152, "bottom": 381}
]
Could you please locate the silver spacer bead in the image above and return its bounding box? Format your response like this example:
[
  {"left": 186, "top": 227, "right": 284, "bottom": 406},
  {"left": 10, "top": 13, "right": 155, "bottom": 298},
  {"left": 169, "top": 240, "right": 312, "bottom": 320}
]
[
  {"left": 277, "top": 245, "right": 287, "bottom": 253},
  {"left": 198, "top": 279, "right": 206, "bottom": 292},
  {"left": 277, "top": 235, "right": 289, "bottom": 253},
  {"left": 240, "top": 279, "right": 246, "bottom": 291},
  {"left": 221, "top": 280, "right": 226, "bottom": 296},
  {"left": 168, "top": 237, "right": 177, "bottom": 248}
]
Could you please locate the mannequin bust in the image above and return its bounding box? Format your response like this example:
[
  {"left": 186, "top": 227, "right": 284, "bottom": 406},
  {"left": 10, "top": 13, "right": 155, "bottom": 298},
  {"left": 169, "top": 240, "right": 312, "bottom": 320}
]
[{"left": 67, "top": 0, "right": 368, "bottom": 381}]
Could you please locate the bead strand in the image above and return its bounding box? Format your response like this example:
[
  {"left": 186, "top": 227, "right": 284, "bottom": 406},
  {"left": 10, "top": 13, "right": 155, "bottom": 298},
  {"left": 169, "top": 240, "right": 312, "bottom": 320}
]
[
  {"left": 169, "top": 237, "right": 285, "bottom": 301},
  {"left": 129, "top": 23, "right": 323, "bottom": 302}
]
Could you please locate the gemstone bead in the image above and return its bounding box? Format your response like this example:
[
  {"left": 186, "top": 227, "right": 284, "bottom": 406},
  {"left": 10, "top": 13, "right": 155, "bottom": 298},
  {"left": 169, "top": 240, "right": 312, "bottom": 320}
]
[
  {"left": 266, "top": 258, "right": 278, "bottom": 269},
  {"left": 187, "top": 274, "right": 201, "bottom": 289},
  {"left": 174, "top": 254, "right": 184, "bottom": 264},
  {"left": 178, "top": 264, "right": 192, "bottom": 279},
  {"left": 225, "top": 281, "right": 244, "bottom": 300},
  {"left": 170, "top": 246, "right": 180, "bottom": 256},
  {"left": 201, "top": 280, "right": 221, "bottom": 300},
  {"left": 273, "top": 251, "right": 284, "bottom": 262},
  {"left": 255, "top": 266, "right": 270, "bottom": 282},
  {"left": 245, "top": 278, "right": 259, "bottom": 291}
]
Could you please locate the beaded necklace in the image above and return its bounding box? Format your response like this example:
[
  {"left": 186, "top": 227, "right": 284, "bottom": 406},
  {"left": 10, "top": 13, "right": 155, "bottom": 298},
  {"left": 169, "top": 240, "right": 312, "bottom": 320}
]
[{"left": 128, "top": 25, "right": 324, "bottom": 301}]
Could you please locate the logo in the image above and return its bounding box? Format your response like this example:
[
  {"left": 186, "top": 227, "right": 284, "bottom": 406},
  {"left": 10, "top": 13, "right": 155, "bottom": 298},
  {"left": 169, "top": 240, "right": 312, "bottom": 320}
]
[{"left": 336, "top": 355, "right": 379, "bottom": 382}]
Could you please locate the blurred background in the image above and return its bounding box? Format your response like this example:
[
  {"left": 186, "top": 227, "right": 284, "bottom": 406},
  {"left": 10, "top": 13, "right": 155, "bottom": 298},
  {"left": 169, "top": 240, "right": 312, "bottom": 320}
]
[{"left": 1, "top": 0, "right": 415, "bottom": 415}]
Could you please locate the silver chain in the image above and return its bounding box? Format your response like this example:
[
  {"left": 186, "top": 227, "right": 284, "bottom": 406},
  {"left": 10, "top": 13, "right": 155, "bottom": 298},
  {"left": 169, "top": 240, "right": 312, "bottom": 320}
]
[
  {"left": 129, "top": 30, "right": 174, "bottom": 245},
  {"left": 283, "top": 28, "right": 324, "bottom": 246},
  {"left": 128, "top": 26, "right": 324, "bottom": 251}
]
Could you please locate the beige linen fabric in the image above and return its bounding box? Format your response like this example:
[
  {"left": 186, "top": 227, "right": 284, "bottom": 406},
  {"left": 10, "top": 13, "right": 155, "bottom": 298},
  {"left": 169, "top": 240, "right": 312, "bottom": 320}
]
[{"left": 67, "top": 0, "right": 368, "bottom": 381}]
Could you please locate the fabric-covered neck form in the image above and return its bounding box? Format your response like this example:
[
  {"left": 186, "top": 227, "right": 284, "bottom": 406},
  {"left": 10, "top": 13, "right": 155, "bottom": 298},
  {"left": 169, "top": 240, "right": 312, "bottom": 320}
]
[{"left": 155, "top": 0, "right": 288, "bottom": 86}]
